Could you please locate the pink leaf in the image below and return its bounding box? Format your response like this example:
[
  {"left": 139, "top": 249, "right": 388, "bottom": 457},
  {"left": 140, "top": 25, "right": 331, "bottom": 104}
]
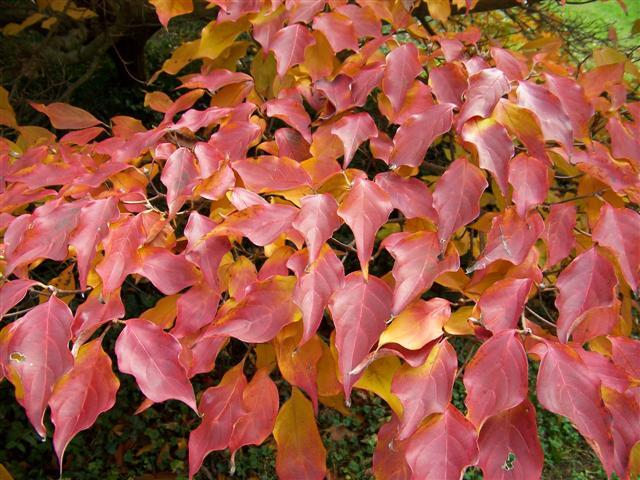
[
  {"left": 543, "top": 203, "right": 577, "bottom": 267},
  {"left": 115, "top": 318, "right": 197, "bottom": 412},
  {"left": 535, "top": 341, "right": 615, "bottom": 475},
  {"left": 289, "top": 247, "right": 344, "bottom": 346},
  {"left": 30, "top": 102, "right": 101, "bottom": 130},
  {"left": 328, "top": 271, "right": 392, "bottom": 399},
  {"left": 136, "top": 247, "right": 199, "bottom": 295},
  {"left": 461, "top": 117, "right": 513, "bottom": 194},
  {"left": 555, "top": 247, "right": 618, "bottom": 343},
  {"left": 478, "top": 401, "right": 544, "bottom": 480},
  {"left": 592, "top": 204, "right": 640, "bottom": 293},
  {"left": 291, "top": 194, "right": 341, "bottom": 265},
  {"left": 383, "top": 230, "right": 459, "bottom": 315},
  {"left": 382, "top": 43, "right": 422, "bottom": 113},
  {"left": 161, "top": 147, "right": 200, "bottom": 218},
  {"left": 405, "top": 404, "right": 479, "bottom": 480},
  {"left": 508, "top": 154, "right": 550, "bottom": 217},
  {"left": 391, "top": 339, "right": 458, "bottom": 441},
  {"left": 374, "top": 172, "right": 437, "bottom": 221},
  {"left": 337, "top": 177, "right": 392, "bottom": 276},
  {"left": 464, "top": 331, "right": 528, "bottom": 428},
  {"left": 312, "top": 12, "right": 359, "bottom": 53},
  {"left": 330, "top": 112, "right": 378, "bottom": 168},
  {"left": 269, "top": 24, "right": 315, "bottom": 77},
  {"left": 457, "top": 68, "right": 510, "bottom": 127},
  {"left": 69, "top": 197, "right": 120, "bottom": 290},
  {"left": 469, "top": 209, "right": 544, "bottom": 273},
  {"left": 49, "top": 339, "right": 119, "bottom": 468},
  {"left": 433, "top": 157, "right": 487, "bottom": 250},
  {"left": 264, "top": 95, "right": 312, "bottom": 143},
  {"left": 233, "top": 155, "right": 311, "bottom": 192},
  {"left": 0, "top": 296, "right": 74, "bottom": 438},
  {"left": 0, "top": 279, "right": 36, "bottom": 318},
  {"left": 478, "top": 277, "right": 532, "bottom": 333},
  {"left": 188, "top": 362, "right": 247, "bottom": 479},
  {"left": 388, "top": 103, "right": 454, "bottom": 168}
]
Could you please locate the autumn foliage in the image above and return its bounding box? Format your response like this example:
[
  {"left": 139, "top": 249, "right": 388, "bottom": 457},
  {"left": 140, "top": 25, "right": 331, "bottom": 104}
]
[{"left": 1, "top": 0, "right": 640, "bottom": 479}]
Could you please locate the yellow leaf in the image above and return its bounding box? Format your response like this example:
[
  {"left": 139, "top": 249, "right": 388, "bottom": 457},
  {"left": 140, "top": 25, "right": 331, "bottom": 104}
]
[
  {"left": 149, "top": 0, "right": 193, "bottom": 28},
  {"left": 0, "top": 86, "right": 17, "bottom": 128},
  {"left": 39, "top": 265, "right": 76, "bottom": 304},
  {"left": 150, "top": 40, "right": 199, "bottom": 82},
  {"left": 140, "top": 295, "right": 179, "bottom": 329},
  {"left": 300, "top": 31, "right": 336, "bottom": 82},
  {"left": 197, "top": 17, "right": 249, "bottom": 60},
  {"left": 144, "top": 91, "right": 173, "bottom": 113},
  {"left": 2, "top": 13, "right": 46, "bottom": 36},
  {"left": 444, "top": 305, "right": 475, "bottom": 335},
  {"left": 425, "top": 0, "right": 451, "bottom": 23},
  {"left": 251, "top": 49, "right": 278, "bottom": 98},
  {"left": 355, "top": 356, "right": 403, "bottom": 416},
  {"left": 255, "top": 343, "right": 277, "bottom": 372},
  {"left": 273, "top": 388, "right": 327, "bottom": 480},
  {"left": 0, "top": 463, "right": 14, "bottom": 480}
]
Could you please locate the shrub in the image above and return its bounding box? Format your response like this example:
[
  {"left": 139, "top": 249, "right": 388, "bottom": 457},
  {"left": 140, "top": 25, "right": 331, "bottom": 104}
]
[{"left": 1, "top": 1, "right": 639, "bottom": 479}]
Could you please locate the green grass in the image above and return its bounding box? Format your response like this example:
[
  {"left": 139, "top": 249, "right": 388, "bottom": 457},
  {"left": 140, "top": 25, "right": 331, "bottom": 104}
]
[{"left": 555, "top": 0, "right": 640, "bottom": 42}]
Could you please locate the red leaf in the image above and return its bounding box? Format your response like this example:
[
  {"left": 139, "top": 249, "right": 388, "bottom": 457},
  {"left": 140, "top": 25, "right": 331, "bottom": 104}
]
[
  {"left": 405, "top": 404, "right": 479, "bottom": 479},
  {"left": 291, "top": 193, "right": 341, "bottom": 265},
  {"left": 0, "top": 279, "right": 36, "bottom": 318},
  {"left": 457, "top": 68, "right": 510, "bottom": 127},
  {"left": 433, "top": 157, "right": 487, "bottom": 250},
  {"left": 382, "top": 43, "right": 422, "bottom": 113},
  {"left": 216, "top": 203, "right": 299, "bottom": 246},
  {"left": 464, "top": 331, "right": 528, "bottom": 428},
  {"left": 469, "top": 209, "right": 544, "bottom": 273},
  {"left": 337, "top": 177, "right": 392, "bottom": 276},
  {"left": 517, "top": 81, "right": 573, "bottom": 152},
  {"left": 388, "top": 103, "right": 454, "bottom": 168},
  {"left": 374, "top": 172, "right": 438, "bottom": 221},
  {"left": 535, "top": 341, "right": 615, "bottom": 475},
  {"left": 312, "top": 12, "right": 358, "bottom": 53},
  {"left": 543, "top": 203, "right": 577, "bottom": 267},
  {"left": 173, "top": 282, "right": 219, "bottom": 337},
  {"left": 592, "top": 204, "right": 640, "bottom": 293},
  {"left": 233, "top": 155, "right": 311, "bottom": 192},
  {"left": 184, "top": 212, "right": 230, "bottom": 291},
  {"left": 372, "top": 415, "right": 411, "bottom": 479},
  {"left": 4, "top": 200, "right": 84, "bottom": 275},
  {"left": 202, "top": 276, "right": 297, "bottom": 343},
  {"left": 136, "top": 247, "right": 199, "bottom": 295},
  {"left": 330, "top": 112, "right": 378, "bottom": 168},
  {"left": 30, "top": 102, "right": 101, "bottom": 130},
  {"left": 461, "top": 117, "right": 513, "bottom": 195},
  {"left": 289, "top": 247, "right": 344, "bottom": 346},
  {"left": 115, "top": 318, "right": 197, "bottom": 412},
  {"left": 228, "top": 369, "right": 279, "bottom": 462},
  {"left": 429, "top": 63, "right": 468, "bottom": 107},
  {"left": 69, "top": 197, "right": 120, "bottom": 290},
  {"left": 544, "top": 73, "right": 594, "bottom": 140},
  {"left": 0, "top": 296, "right": 74, "bottom": 438},
  {"left": 269, "top": 24, "right": 315, "bottom": 77},
  {"left": 328, "top": 271, "right": 392, "bottom": 399},
  {"left": 188, "top": 362, "right": 247, "bottom": 479},
  {"left": 391, "top": 339, "right": 458, "bottom": 441},
  {"left": 383, "top": 230, "right": 459, "bottom": 315},
  {"left": 49, "top": 339, "right": 119, "bottom": 468},
  {"left": 264, "top": 95, "right": 312, "bottom": 143},
  {"left": 478, "top": 277, "right": 532, "bottom": 333},
  {"left": 610, "top": 336, "right": 640, "bottom": 380},
  {"left": 508, "top": 154, "right": 549, "bottom": 218},
  {"left": 96, "top": 214, "right": 147, "bottom": 296},
  {"left": 161, "top": 147, "right": 200, "bottom": 217},
  {"left": 478, "top": 401, "right": 544, "bottom": 480},
  {"left": 602, "top": 387, "right": 640, "bottom": 478},
  {"left": 555, "top": 247, "right": 618, "bottom": 343}
]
